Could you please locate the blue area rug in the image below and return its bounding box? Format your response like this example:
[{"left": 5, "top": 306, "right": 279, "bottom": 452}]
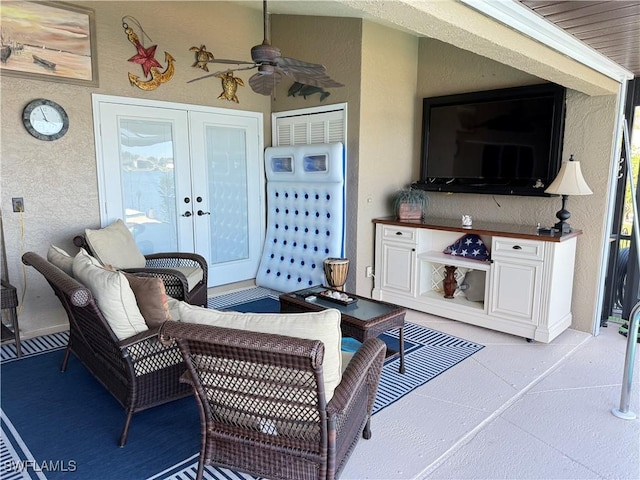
[{"left": 1, "top": 292, "right": 483, "bottom": 479}]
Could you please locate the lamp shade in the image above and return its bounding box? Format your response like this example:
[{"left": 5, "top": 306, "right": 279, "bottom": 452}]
[{"left": 545, "top": 156, "right": 593, "bottom": 196}]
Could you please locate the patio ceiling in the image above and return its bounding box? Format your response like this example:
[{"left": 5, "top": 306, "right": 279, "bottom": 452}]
[
  {"left": 518, "top": 1, "right": 640, "bottom": 76},
  {"left": 249, "top": 0, "right": 637, "bottom": 87}
]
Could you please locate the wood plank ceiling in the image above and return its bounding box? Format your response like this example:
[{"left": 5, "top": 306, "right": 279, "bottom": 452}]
[{"left": 519, "top": 1, "right": 640, "bottom": 76}]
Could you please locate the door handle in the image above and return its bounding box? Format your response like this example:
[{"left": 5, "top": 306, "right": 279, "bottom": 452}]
[
  {"left": 182, "top": 211, "right": 192, "bottom": 217},
  {"left": 197, "top": 210, "right": 211, "bottom": 216}
]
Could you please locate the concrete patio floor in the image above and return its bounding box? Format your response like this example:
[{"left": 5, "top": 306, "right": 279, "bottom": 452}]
[{"left": 341, "top": 309, "right": 640, "bottom": 480}]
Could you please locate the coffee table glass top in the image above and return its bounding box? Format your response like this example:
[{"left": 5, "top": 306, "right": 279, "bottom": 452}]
[{"left": 284, "top": 286, "right": 402, "bottom": 322}]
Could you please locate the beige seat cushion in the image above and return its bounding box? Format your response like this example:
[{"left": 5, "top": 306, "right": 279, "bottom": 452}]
[
  {"left": 47, "top": 245, "right": 75, "bottom": 277},
  {"left": 85, "top": 219, "right": 146, "bottom": 269},
  {"left": 177, "top": 302, "right": 342, "bottom": 401},
  {"left": 171, "top": 266, "right": 204, "bottom": 290},
  {"left": 72, "top": 249, "right": 147, "bottom": 340}
]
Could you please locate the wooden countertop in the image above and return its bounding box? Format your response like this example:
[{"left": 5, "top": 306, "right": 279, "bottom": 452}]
[{"left": 373, "top": 217, "right": 582, "bottom": 242}]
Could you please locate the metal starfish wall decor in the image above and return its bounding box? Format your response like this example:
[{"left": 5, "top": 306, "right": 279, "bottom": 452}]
[{"left": 122, "top": 16, "right": 175, "bottom": 91}]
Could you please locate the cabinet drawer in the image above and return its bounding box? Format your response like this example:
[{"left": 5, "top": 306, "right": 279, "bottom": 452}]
[
  {"left": 381, "top": 225, "right": 417, "bottom": 244},
  {"left": 492, "top": 238, "right": 544, "bottom": 261}
]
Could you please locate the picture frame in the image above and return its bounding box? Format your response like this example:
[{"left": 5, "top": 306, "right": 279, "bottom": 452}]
[{"left": 0, "top": 1, "right": 98, "bottom": 87}]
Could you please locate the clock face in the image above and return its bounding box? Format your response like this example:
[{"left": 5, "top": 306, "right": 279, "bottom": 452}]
[{"left": 23, "top": 99, "right": 69, "bottom": 141}]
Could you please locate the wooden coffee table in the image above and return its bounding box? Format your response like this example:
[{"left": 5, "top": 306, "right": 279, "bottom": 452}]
[{"left": 279, "top": 286, "right": 407, "bottom": 373}]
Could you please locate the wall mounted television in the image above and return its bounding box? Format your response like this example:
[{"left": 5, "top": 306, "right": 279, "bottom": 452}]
[{"left": 413, "top": 83, "right": 566, "bottom": 196}]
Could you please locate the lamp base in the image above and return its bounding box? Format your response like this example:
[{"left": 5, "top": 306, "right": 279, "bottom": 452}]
[
  {"left": 554, "top": 194, "right": 573, "bottom": 235},
  {"left": 553, "top": 220, "right": 573, "bottom": 235}
]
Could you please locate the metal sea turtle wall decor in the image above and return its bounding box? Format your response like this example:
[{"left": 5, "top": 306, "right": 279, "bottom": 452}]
[{"left": 216, "top": 71, "right": 244, "bottom": 103}]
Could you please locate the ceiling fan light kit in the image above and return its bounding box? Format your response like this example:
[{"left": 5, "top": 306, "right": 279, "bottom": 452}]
[{"left": 188, "top": 0, "right": 343, "bottom": 96}]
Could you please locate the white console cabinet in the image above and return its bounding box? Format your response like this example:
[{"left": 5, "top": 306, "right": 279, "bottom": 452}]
[{"left": 373, "top": 218, "right": 581, "bottom": 343}]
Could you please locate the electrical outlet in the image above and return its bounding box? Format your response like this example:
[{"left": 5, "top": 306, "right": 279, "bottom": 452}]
[
  {"left": 365, "top": 266, "right": 373, "bottom": 278},
  {"left": 12, "top": 197, "right": 24, "bottom": 213}
]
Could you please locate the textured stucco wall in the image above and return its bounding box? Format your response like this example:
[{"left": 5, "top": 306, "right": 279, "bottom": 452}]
[
  {"left": 270, "top": 14, "right": 363, "bottom": 293},
  {"left": 1, "top": 1, "right": 270, "bottom": 337},
  {"left": 269, "top": 18, "right": 418, "bottom": 296},
  {"left": 355, "top": 22, "right": 418, "bottom": 297}
]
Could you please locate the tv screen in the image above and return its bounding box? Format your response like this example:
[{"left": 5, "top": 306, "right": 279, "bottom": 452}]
[{"left": 414, "top": 84, "right": 566, "bottom": 196}]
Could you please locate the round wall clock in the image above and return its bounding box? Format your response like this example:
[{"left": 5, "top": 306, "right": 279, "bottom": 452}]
[{"left": 22, "top": 99, "right": 69, "bottom": 141}]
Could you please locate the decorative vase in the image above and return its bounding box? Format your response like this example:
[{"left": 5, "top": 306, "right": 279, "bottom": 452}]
[{"left": 443, "top": 266, "right": 457, "bottom": 299}]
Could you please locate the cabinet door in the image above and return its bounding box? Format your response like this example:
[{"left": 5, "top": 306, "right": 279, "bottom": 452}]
[
  {"left": 489, "top": 259, "right": 542, "bottom": 324},
  {"left": 380, "top": 242, "right": 415, "bottom": 295}
]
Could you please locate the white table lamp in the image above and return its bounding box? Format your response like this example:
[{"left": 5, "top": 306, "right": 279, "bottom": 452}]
[{"left": 544, "top": 154, "right": 593, "bottom": 234}]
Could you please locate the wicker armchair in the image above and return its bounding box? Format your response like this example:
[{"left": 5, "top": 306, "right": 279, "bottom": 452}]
[
  {"left": 73, "top": 232, "right": 208, "bottom": 307},
  {"left": 22, "top": 252, "right": 192, "bottom": 446},
  {"left": 160, "top": 321, "right": 386, "bottom": 480}
]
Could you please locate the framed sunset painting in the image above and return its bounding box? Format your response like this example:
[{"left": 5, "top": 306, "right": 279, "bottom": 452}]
[{"left": 0, "top": 2, "right": 98, "bottom": 86}]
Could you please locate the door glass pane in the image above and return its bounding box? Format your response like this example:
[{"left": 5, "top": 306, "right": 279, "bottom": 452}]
[
  {"left": 119, "top": 119, "right": 178, "bottom": 253},
  {"left": 206, "top": 126, "right": 249, "bottom": 264}
]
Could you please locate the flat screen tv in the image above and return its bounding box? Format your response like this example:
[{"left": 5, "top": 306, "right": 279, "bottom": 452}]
[{"left": 414, "top": 83, "right": 566, "bottom": 196}]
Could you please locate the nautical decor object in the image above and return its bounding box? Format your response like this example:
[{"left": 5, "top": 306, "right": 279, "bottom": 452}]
[
  {"left": 190, "top": 45, "right": 215, "bottom": 71},
  {"left": 216, "top": 71, "right": 244, "bottom": 103},
  {"left": 188, "top": 0, "right": 343, "bottom": 96},
  {"left": 288, "top": 82, "right": 331, "bottom": 101},
  {"left": 122, "top": 16, "right": 175, "bottom": 91}
]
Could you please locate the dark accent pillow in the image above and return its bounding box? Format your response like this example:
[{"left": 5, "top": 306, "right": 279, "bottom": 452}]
[
  {"left": 443, "top": 234, "right": 490, "bottom": 261},
  {"left": 124, "top": 274, "right": 172, "bottom": 328}
]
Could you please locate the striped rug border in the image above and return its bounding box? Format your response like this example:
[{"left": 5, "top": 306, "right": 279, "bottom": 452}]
[
  {"left": 1, "top": 331, "right": 68, "bottom": 364},
  {"left": 207, "top": 287, "right": 281, "bottom": 310}
]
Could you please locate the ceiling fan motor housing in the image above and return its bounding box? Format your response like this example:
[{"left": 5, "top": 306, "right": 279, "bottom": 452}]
[{"left": 251, "top": 43, "right": 281, "bottom": 65}]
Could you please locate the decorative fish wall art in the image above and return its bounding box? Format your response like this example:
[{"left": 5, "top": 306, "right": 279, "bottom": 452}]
[{"left": 288, "top": 82, "right": 331, "bottom": 101}]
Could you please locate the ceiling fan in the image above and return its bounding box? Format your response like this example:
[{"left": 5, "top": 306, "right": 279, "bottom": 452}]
[{"left": 188, "top": 0, "right": 344, "bottom": 96}]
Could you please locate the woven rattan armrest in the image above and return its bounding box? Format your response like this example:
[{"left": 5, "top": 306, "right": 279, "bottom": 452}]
[
  {"left": 326, "top": 338, "right": 386, "bottom": 416},
  {"left": 145, "top": 252, "right": 208, "bottom": 277},
  {"left": 118, "top": 326, "right": 162, "bottom": 349}
]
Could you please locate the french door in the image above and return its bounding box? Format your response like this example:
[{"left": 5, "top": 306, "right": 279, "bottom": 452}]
[{"left": 92, "top": 95, "right": 264, "bottom": 287}]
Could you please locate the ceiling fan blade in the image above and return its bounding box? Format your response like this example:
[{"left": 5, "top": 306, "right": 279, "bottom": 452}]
[
  {"left": 249, "top": 71, "right": 282, "bottom": 95},
  {"left": 276, "top": 57, "right": 344, "bottom": 88},
  {"left": 276, "top": 56, "right": 325, "bottom": 70},
  {"left": 187, "top": 65, "right": 257, "bottom": 84},
  {"left": 208, "top": 58, "right": 257, "bottom": 65},
  {"left": 277, "top": 68, "right": 343, "bottom": 89}
]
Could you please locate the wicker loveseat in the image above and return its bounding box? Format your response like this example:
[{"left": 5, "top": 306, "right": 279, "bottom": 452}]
[
  {"left": 73, "top": 219, "right": 208, "bottom": 307},
  {"left": 22, "top": 251, "right": 192, "bottom": 446},
  {"left": 160, "top": 320, "right": 387, "bottom": 480}
]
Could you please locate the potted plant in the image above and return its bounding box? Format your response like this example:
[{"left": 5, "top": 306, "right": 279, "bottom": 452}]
[{"left": 392, "top": 188, "right": 429, "bottom": 220}]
